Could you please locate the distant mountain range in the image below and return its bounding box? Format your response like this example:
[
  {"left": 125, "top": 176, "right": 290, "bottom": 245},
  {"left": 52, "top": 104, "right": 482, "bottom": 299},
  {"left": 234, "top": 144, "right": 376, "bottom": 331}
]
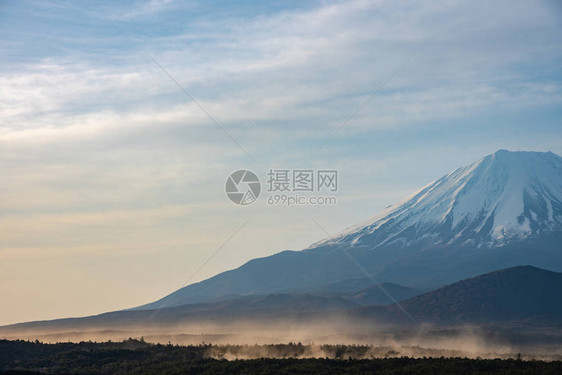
[
  {"left": 1, "top": 266, "right": 560, "bottom": 335},
  {"left": 353, "top": 265, "right": 562, "bottom": 325},
  {"left": 137, "top": 150, "right": 562, "bottom": 310}
]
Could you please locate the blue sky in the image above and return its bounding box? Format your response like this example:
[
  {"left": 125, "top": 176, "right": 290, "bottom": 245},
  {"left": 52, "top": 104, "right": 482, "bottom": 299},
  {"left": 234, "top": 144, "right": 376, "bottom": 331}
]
[{"left": 1, "top": 0, "right": 561, "bottom": 325}]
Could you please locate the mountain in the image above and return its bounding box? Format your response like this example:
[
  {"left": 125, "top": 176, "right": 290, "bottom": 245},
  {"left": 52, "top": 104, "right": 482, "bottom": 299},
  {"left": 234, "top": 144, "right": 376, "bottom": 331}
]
[
  {"left": 2, "top": 266, "right": 560, "bottom": 335},
  {"left": 0, "top": 294, "right": 357, "bottom": 334},
  {"left": 354, "top": 266, "right": 562, "bottom": 324},
  {"left": 344, "top": 283, "right": 423, "bottom": 306},
  {"left": 137, "top": 150, "right": 562, "bottom": 310},
  {"left": 314, "top": 149, "right": 562, "bottom": 249},
  {"left": 311, "top": 278, "right": 424, "bottom": 305}
]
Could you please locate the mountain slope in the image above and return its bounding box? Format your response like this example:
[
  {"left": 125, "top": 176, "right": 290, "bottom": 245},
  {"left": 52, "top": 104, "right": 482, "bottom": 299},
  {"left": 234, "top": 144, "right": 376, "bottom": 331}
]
[
  {"left": 314, "top": 150, "right": 562, "bottom": 249},
  {"left": 0, "top": 294, "right": 357, "bottom": 334},
  {"left": 2, "top": 267, "right": 561, "bottom": 334},
  {"left": 310, "top": 277, "right": 424, "bottom": 305},
  {"left": 344, "top": 283, "right": 423, "bottom": 306},
  {"left": 354, "top": 266, "right": 562, "bottom": 324},
  {"left": 138, "top": 150, "right": 562, "bottom": 310}
]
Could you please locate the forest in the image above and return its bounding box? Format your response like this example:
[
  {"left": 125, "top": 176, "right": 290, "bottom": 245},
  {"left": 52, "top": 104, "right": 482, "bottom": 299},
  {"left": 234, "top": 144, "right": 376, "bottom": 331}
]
[{"left": 1, "top": 339, "right": 561, "bottom": 374}]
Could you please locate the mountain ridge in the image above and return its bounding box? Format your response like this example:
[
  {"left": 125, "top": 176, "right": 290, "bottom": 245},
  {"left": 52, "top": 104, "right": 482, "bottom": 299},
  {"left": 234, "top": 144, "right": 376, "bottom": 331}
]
[
  {"left": 136, "top": 150, "right": 562, "bottom": 310},
  {"left": 353, "top": 265, "right": 562, "bottom": 324},
  {"left": 2, "top": 266, "right": 561, "bottom": 333},
  {"left": 313, "top": 150, "right": 562, "bottom": 249}
]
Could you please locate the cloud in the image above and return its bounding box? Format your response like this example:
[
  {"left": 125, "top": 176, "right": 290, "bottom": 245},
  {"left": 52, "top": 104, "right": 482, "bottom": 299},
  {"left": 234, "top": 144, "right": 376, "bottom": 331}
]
[{"left": 3, "top": 0, "right": 561, "bottom": 146}]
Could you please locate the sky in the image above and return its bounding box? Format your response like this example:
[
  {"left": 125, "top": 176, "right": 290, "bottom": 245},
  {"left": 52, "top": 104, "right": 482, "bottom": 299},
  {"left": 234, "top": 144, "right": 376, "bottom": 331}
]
[{"left": 1, "top": 0, "right": 561, "bottom": 325}]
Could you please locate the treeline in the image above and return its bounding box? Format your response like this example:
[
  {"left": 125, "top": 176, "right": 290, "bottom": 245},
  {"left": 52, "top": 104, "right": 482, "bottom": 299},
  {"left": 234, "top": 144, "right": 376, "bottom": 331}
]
[{"left": 1, "top": 339, "right": 561, "bottom": 374}]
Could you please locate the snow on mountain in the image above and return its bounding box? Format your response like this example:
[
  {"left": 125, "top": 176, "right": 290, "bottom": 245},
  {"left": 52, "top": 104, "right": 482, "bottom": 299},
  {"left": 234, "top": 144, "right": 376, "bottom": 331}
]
[{"left": 314, "top": 150, "right": 562, "bottom": 249}]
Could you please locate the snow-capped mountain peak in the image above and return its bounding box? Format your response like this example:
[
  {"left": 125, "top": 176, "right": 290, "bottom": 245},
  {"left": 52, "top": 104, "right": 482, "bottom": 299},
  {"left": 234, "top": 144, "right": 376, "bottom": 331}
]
[
  {"left": 136, "top": 150, "right": 562, "bottom": 309},
  {"left": 317, "top": 150, "right": 562, "bottom": 249}
]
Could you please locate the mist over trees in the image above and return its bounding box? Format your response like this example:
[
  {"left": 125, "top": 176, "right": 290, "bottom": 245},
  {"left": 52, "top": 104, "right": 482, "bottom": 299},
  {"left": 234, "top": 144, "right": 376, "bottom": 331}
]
[{"left": 1, "top": 339, "right": 562, "bottom": 375}]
